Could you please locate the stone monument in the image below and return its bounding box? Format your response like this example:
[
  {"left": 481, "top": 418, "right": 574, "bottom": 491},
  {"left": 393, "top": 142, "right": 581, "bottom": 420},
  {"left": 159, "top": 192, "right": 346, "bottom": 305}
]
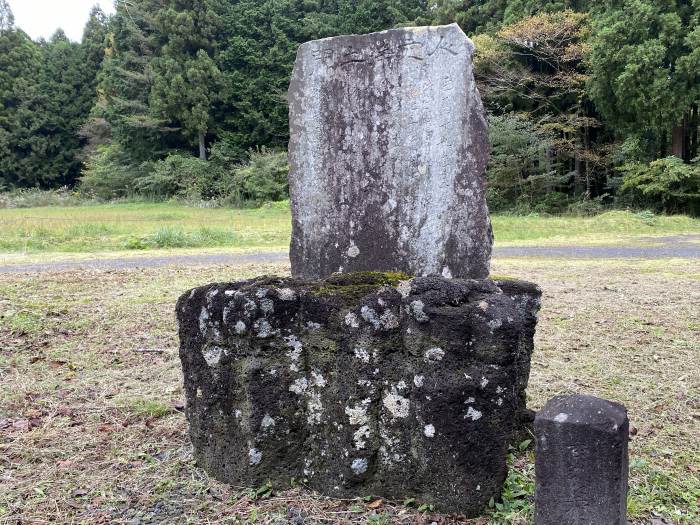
[
  {"left": 178, "top": 24, "right": 541, "bottom": 517},
  {"left": 288, "top": 23, "right": 492, "bottom": 280},
  {"left": 534, "top": 395, "right": 629, "bottom": 525}
]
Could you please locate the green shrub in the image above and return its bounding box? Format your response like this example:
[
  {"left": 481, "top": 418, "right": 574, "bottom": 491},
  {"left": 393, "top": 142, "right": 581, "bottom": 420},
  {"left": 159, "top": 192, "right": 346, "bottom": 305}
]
[
  {"left": 80, "top": 145, "right": 153, "bottom": 200},
  {"left": 225, "top": 147, "right": 289, "bottom": 206},
  {"left": 138, "top": 153, "right": 225, "bottom": 200},
  {"left": 0, "top": 187, "right": 98, "bottom": 208},
  {"left": 619, "top": 157, "right": 700, "bottom": 216}
]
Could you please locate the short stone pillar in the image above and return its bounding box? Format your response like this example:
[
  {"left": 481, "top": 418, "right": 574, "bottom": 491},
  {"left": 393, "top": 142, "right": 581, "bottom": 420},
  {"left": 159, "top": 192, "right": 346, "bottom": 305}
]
[{"left": 534, "top": 395, "right": 629, "bottom": 525}]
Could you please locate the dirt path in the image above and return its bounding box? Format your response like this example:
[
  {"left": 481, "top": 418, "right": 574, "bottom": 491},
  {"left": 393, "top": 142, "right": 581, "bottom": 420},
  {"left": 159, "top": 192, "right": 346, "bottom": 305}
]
[{"left": 1, "top": 235, "right": 698, "bottom": 273}]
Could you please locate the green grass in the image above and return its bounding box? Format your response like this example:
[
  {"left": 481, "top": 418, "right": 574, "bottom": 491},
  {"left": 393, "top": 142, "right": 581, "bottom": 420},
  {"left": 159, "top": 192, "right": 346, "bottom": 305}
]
[
  {"left": 0, "top": 202, "right": 698, "bottom": 255},
  {"left": 0, "top": 201, "right": 291, "bottom": 253}
]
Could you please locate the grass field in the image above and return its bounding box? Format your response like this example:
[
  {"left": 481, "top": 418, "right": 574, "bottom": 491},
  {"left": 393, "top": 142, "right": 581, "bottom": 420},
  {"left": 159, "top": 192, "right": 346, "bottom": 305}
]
[
  {"left": 1, "top": 202, "right": 699, "bottom": 255},
  {"left": 1, "top": 256, "right": 698, "bottom": 524}
]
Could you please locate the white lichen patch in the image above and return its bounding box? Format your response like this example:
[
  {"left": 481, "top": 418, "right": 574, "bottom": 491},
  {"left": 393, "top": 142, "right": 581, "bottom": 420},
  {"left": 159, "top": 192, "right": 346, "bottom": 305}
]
[
  {"left": 234, "top": 321, "right": 247, "bottom": 335},
  {"left": 361, "top": 306, "right": 381, "bottom": 329},
  {"left": 413, "top": 375, "right": 425, "bottom": 388},
  {"left": 198, "top": 307, "right": 210, "bottom": 335},
  {"left": 554, "top": 412, "right": 569, "bottom": 423},
  {"left": 396, "top": 380, "right": 408, "bottom": 391},
  {"left": 496, "top": 386, "right": 505, "bottom": 394},
  {"left": 488, "top": 318, "right": 502, "bottom": 330},
  {"left": 344, "top": 312, "right": 360, "bottom": 328},
  {"left": 345, "top": 401, "right": 370, "bottom": 426},
  {"left": 424, "top": 424, "right": 436, "bottom": 437},
  {"left": 396, "top": 280, "right": 412, "bottom": 298},
  {"left": 261, "top": 414, "right": 276, "bottom": 429},
  {"left": 306, "top": 321, "right": 321, "bottom": 330},
  {"left": 478, "top": 300, "right": 489, "bottom": 312},
  {"left": 353, "top": 425, "right": 371, "bottom": 449},
  {"left": 224, "top": 289, "right": 236, "bottom": 297},
  {"left": 248, "top": 448, "right": 262, "bottom": 465},
  {"left": 347, "top": 241, "right": 360, "bottom": 258},
  {"left": 380, "top": 310, "right": 399, "bottom": 329},
  {"left": 354, "top": 346, "right": 370, "bottom": 363},
  {"left": 254, "top": 319, "right": 275, "bottom": 338},
  {"left": 442, "top": 266, "right": 453, "bottom": 278},
  {"left": 480, "top": 377, "right": 489, "bottom": 388},
  {"left": 424, "top": 347, "right": 445, "bottom": 363},
  {"left": 202, "top": 346, "right": 224, "bottom": 367},
  {"left": 310, "top": 371, "right": 326, "bottom": 387},
  {"left": 351, "top": 457, "right": 368, "bottom": 475},
  {"left": 285, "top": 335, "right": 303, "bottom": 362},
  {"left": 410, "top": 300, "right": 429, "bottom": 322},
  {"left": 382, "top": 391, "right": 410, "bottom": 419},
  {"left": 260, "top": 298, "right": 275, "bottom": 314},
  {"left": 307, "top": 392, "right": 323, "bottom": 425},
  {"left": 255, "top": 288, "right": 269, "bottom": 299},
  {"left": 466, "top": 406, "right": 482, "bottom": 421},
  {"left": 289, "top": 377, "right": 309, "bottom": 395},
  {"left": 276, "top": 287, "right": 297, "bottom": 301}
]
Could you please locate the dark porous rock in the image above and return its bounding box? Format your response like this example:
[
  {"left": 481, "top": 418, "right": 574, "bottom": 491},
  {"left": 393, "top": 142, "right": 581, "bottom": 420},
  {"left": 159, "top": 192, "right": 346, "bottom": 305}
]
[
  {"left": 288, "top": 24, "right": 492, "bottom": 280},
  {"left": 177, "top": 272, "right": 541, "bottom": 515},
  {"left": 535, "top": 394, "right": 629, "bottom": 525}
]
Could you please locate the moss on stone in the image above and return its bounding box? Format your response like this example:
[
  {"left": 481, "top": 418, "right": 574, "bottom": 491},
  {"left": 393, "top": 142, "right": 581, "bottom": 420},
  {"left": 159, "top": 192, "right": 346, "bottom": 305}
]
[{"left": 308, "top": 271, "right": 411, "bottom": 302}]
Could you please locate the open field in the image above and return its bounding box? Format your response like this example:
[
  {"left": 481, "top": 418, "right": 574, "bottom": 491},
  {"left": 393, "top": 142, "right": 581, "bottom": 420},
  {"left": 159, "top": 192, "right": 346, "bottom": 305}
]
[
  {"left": 1, "top": 256, "right": 698, "bottom": 524},
  {"left": 1, "top": 202, "right": 699, "bottom": 257}
]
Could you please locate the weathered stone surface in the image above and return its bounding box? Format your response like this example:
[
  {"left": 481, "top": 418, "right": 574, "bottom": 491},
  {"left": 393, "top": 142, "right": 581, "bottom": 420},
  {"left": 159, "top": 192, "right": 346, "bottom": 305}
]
[
  {"left": 535, "top": 395, "right": 629, "bottom": 525},
  {"left": 177, "top": 272, "right": 540, "bottom": 514},
  {"left": 288, "top": 24, "right": 492, "bottom": 280}
]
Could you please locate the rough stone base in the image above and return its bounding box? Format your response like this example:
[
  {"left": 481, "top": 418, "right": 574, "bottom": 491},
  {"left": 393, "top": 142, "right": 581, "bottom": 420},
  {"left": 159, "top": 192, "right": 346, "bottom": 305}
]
[{"left": 177, "top": 272, "right": 540, "bottom": 515}]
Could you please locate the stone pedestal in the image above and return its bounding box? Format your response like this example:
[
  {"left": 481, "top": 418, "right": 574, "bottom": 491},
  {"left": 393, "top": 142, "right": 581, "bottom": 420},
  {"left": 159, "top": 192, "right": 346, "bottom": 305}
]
[
  {"left": 535, "top": 395, "right": 629, "bottom": 525},
  {"left": 177, "top": 272, "right": 540, "bottom": 515}
]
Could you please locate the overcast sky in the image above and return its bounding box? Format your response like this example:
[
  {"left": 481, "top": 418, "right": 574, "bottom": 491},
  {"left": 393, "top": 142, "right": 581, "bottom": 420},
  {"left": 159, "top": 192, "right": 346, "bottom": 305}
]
[{"left": 9, "top": 0, "right": 116, "bottom": 42}]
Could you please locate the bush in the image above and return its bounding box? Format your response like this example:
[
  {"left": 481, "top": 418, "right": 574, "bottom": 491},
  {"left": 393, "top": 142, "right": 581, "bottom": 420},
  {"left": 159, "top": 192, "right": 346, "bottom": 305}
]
[
  {"left": 0, "top": 187, "right": 98, "bottom": 208},
  {"left": 137, "top": 154, "right": 226, "bottom": 200},
  {"left": 619, "top": 157, "right": 700, "bottom": 216},
  {"left": 224, "top": 147, "right": 289, "bottom": 206},
  {"left": 80, "top": 145, "right": 153, "bottom": 200}
]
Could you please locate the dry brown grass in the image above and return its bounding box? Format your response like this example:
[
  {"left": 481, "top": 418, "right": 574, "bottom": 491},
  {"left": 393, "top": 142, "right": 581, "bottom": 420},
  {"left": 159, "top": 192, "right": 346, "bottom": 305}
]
[{"left": 0, "top": 257, "right": 698, "bottom": 524}]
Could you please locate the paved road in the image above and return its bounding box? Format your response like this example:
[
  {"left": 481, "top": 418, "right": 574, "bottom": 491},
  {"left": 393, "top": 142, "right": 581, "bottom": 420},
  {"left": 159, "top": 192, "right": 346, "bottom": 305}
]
[{"left": 0, "top": 235, "right": 698, "bottom": 274}]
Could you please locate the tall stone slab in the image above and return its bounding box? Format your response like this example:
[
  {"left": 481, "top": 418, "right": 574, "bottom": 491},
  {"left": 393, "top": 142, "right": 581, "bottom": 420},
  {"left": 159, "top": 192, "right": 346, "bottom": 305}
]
[
  {"left": 535, "top": 395, "right": 629, "bottom": 525},
  {"left": 288, "top": 24, "right": 492, "bottom": 280}
]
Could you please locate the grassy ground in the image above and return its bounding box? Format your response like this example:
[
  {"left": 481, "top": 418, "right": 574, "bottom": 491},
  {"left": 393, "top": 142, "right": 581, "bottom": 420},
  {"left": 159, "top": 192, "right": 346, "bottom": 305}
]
[
  {"left": 1, "top": 256, "right": 698, "bottom": 524},
  {"left": 1, "top": 202, "right": 699, "bottom": 256}
]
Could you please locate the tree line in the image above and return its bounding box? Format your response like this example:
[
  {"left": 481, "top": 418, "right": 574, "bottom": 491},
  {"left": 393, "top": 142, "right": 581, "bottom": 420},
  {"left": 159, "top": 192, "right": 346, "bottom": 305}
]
[{"left": 0, "top": 0, "right": 698, "bottom": 214}]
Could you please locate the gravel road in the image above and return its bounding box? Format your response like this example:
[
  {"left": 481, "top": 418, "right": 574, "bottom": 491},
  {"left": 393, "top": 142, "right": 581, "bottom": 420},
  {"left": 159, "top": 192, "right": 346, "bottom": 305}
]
[{"left": 1, "top": 235, "right": 697, "bottom": 274}]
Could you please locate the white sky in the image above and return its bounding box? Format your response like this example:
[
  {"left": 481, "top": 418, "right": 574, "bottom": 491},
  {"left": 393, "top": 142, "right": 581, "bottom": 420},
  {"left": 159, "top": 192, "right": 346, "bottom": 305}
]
[{"left": 9, "top": 0, "right": 116, "bottom": 42}]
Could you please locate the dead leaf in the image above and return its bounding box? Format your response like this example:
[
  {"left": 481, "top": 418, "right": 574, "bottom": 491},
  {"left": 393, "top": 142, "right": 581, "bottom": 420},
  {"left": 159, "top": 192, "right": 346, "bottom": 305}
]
[
  {"left": 48, "top": 360, "right": 67, "bottom": 369},
  {"left": 25, "top": 408, "right": 42, "bottom": 419},
  {"left": 12, "top": 419, "right": 30, "bottom": 432},
  {"left": 98, "top": 424, "right": 116, "bottom": 433},
  {"left": 56, "top": 405, "right": 73, "bottom": 416},
  {"left": 57, "top": 460, "right": 73, "bottom": 469},
  {"left": 171, "top": 399, "right": 185, "bottom": 412},
  {"left": 366, "top": 499, "right": 383, "bottom": 509},
  {"left": 71, "top": 488, "right": 88, "bottom": 498}
]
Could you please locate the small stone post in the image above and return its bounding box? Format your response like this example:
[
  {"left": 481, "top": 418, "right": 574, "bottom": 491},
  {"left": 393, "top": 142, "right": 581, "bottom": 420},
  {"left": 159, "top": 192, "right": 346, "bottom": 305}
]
[{"left": 534, "top": 394, "right": 629, "bottom": 525}]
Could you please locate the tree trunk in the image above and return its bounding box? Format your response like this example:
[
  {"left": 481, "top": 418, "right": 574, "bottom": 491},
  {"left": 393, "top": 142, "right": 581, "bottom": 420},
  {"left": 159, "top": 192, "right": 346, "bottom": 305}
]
[
  {"left": 199, "top": 131, "right": 207, "bottom": 161},
  {"left": 671, "top": 119, "right": 686, "bottom": 160},
  {"left": 690, "top": 104, "right": 699, "bottom": 161}
]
